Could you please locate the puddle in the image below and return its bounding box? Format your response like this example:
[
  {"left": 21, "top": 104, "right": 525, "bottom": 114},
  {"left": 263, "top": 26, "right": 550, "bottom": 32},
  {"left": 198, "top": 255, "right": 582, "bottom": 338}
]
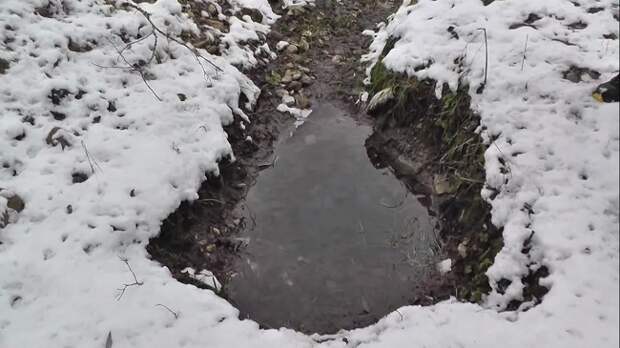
[{"left": 227, "top": 102, "right": 441, "bottom": 334}]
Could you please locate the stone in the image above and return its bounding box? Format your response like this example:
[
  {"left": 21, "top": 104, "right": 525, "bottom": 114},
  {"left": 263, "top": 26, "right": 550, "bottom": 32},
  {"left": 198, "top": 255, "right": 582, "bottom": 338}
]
[
  {"left": 295, "top": 93, "right": 311, "bottom": 109},
  {"left": 0, "top": 58, "right": 9, "bottom": 74},
  {"left": 276, "top": 41, "right": 289, "bottom": 51},
  {"left": 285, "top": 44, "right": 299, "bottom": 54},
  {"left": 288, "top": 81, "right": 302, "bottom": 91},
  {"left": 281, "top": 69, "right": 302, "bottom": 84},
  {"left": 206, "top": 3, "right": 218, "bottom": 17},
  {"left": 331, "top": 55, "right": 344, "bottom": 64},
  {"left": 274, "top": 88, "right": 289, "bottom": 98},
  {"left": 6, "top": 194, "right": 25, "bottom": 212},
  {"left": 239, "top": 8, "right": 263, "bottom": 23},
  {"left": 282, "top": 95, "right": 296, "bottom": 106},
  {"left": 457, "top": 240, "right": 468, "bottom": 258},
  {"left": 45, "top": 127, "right": 73, "bottom": 149},
  {"left": 433, "top": 174, "right": 458, "bottom": 195},
  {"left": 298, "top": 38, "right": 310, "bottom": 52},
  {"left": 204, "top": 19, "right": 227, "bottom": 32},
  {"left": 300, "top": 74, "right": 313, "bottom": 86}
]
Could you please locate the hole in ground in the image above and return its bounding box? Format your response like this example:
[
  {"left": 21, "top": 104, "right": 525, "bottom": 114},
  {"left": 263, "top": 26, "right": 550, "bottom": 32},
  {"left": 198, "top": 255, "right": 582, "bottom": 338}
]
[{"left": 148, "top": 102, "right": 449, "bottom": 334}]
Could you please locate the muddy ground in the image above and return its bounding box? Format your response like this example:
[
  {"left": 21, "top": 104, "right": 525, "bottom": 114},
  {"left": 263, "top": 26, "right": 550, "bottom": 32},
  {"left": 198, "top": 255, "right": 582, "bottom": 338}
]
[{"left": 147, "top": 0, "right": 548, "bottom": 333}]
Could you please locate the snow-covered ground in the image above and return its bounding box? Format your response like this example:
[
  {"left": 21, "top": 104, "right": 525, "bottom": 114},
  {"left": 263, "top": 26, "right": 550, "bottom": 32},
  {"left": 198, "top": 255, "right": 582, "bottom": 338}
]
[{"left": 1, "top": 0, "right": 618, "bottom": 347}]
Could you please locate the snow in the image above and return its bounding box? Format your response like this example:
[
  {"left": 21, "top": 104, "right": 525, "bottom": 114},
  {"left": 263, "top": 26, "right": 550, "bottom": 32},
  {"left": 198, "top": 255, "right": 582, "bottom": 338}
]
[
  {"left": 1, "top": 0, "right": 618, "bottom": 347},
  {"left": 277, "top": 103, "right": 313, "bottom": 127},
  {"left": 437, "top": 258, "right": 452, "bottom": 274}
]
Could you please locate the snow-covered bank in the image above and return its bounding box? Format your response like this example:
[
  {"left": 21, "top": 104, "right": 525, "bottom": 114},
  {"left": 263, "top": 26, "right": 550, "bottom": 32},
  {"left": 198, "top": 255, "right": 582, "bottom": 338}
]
[
  {"left": 0, "top": 0, "right": 618, "bottom": 347},
  {"left": 359, "top": 0, "right": 619, "bottom": 345},
  {"left": 0, "top": 0, "right": 312, "bottom": 346}
]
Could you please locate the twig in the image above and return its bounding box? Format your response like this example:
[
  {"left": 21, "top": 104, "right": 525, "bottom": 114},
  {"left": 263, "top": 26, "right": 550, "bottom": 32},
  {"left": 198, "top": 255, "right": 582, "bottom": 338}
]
[
  {"left": 81, "top": 140, "right": 102, "bottom": 174},
  {"left": 105, "top": 37, "right": 163, "bottom": 101},
  {"left": 155, "top": 304, "right": 179, "bottom": 319},
  {"left": 476, "top": 28, "right": 488, "bottom": 94},
  {"left": 520, "top": 34, "right": 529, "bottom": 72},
  {"left": 378, "top": 191, "right": 408, "bottom": 208},
  {"left": 258, "top": 155, "right": 278, "bottom": 168},
  {"left": 116, "top": 257, "right": 144, "bottom": 300},
  {"left": 198, "top": 198, "right": 225, "bottom": 205},
  {"left": 121, "top": 2, "right": 222, "bottom": 73}
]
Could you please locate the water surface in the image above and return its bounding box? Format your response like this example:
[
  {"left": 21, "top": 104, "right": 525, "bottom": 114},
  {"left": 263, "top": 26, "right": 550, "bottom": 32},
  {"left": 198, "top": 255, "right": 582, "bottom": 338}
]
[{"left": 228, "top": 102, "right": 440, "bottom": 334}]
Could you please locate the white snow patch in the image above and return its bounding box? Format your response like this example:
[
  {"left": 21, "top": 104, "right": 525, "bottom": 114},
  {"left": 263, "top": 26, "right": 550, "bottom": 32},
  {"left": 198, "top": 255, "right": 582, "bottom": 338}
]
[
  {"left": 277, "top": 103, "right": 313, "bottom": 127},
  {"left": 437, "top": 258, "right": 452, "bottom": 275}
]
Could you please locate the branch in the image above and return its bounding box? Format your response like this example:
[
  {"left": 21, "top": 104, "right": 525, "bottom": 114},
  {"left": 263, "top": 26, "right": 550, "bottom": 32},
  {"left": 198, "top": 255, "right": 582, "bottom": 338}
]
[
  {"left": 121, "top": 2, "right": 222, "bottom": 74},
  {"left": 116, "top": 257, "right": 144, "bottom": 301},
  {"left": 476, "top": 27, "right": 488, "bottom": 94},
  {"left": 155, "top": 304, "right": 179, "bottom": 319}
]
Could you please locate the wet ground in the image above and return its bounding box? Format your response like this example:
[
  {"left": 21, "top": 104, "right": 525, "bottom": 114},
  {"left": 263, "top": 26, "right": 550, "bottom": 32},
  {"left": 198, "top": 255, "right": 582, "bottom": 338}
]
[{"left": 226, "top": 102, "right": 441, "bottom": 333}]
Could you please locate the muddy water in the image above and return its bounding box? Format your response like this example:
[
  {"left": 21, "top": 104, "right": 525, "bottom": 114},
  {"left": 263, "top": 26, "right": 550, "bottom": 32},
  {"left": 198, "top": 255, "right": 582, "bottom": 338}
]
[{"left": 226, "top": 102, "right": 441, "bottom": 334}]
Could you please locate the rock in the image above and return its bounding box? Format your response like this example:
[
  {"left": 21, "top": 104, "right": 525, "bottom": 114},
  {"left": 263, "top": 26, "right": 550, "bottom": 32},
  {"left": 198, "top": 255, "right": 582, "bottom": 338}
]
[
  {"left": 295, "top": 93, "right": 311, "bottom": 109},
  {"left": 239, "top": 8, "right": 263, "bottom": 23},
  {"left": 45, "top": 127, "right": 73, "bottom": 149},
  {"left": 457, "top": 240, "right": 468, "bottom": 258},
  {"left": 593, "top": 74, "right": 619, "bottom": 102},
  {"left": 286, "top": 4, "right": 306, "bottom": 16},
  {"left": 270, "top": 30, "right": 284, "bottom": 41},
  {"left": 206, "top": 3, "right": 218, "bottom": 17},
  {"left": 393, "top": 155, "right": 423, "bottom": 176},
  {"left": 276, "top": 41, "right": 289, "bottom": 51},
  {"left": 433, "top": 174, "right": 459, "bottom": 195},
  {"left": 290, "top": 54, "right": 305, "bottom": 64},
  {"left": 331, "top": 55, "right": 344, "bottom": 64},
  {"left": 288, "top": 81, "right": 302, "bottom": 91},
  {"left": 297, "top": 38, "right": 310, "bottom": 52},
  {"left": 48, "top": 88, "right": 70, "bottom": 105},
  {"left": 274, "top": 88, "right": 289, "bottom": 98},
  {"left": 0, "top": 58, "right": 9, "bottom": 74},
  {"left": 366, "top": 87, "right": 394, "bottom": 113},
  {"left": 204, "top": 19, "right": 227, "bottom": 32},
  {"left": 300, "top": 74, "right": 313, "bottom": 86},
  {"left": 282, "top": 95, "right": 295, "bottom": 106},
  {"left": 50, "top": 111, "right": 67, "bottom": 121},
  {"left": 562, "top": 65, "right": 600, "bottom": 83},
  {"left": 281, "top": 69, "right": 302, "bottom": 84},
  {"left": 6, "top": 194, "right": 25, "bottom": 213},
  {"left": 265, "top": 71, "right": 282, "bottom": 85},
  {"left": 285, "top": 44, "right": 299, "bottom": 54},
  {"left": 67, "top": 38, "right": 93, "bottom": 52}
]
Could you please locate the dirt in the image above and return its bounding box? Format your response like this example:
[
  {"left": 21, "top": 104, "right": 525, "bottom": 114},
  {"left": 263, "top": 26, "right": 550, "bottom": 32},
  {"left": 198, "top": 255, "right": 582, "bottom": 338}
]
[{"left": 147, "top": 0, "right": 546, "bottom": 333}]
